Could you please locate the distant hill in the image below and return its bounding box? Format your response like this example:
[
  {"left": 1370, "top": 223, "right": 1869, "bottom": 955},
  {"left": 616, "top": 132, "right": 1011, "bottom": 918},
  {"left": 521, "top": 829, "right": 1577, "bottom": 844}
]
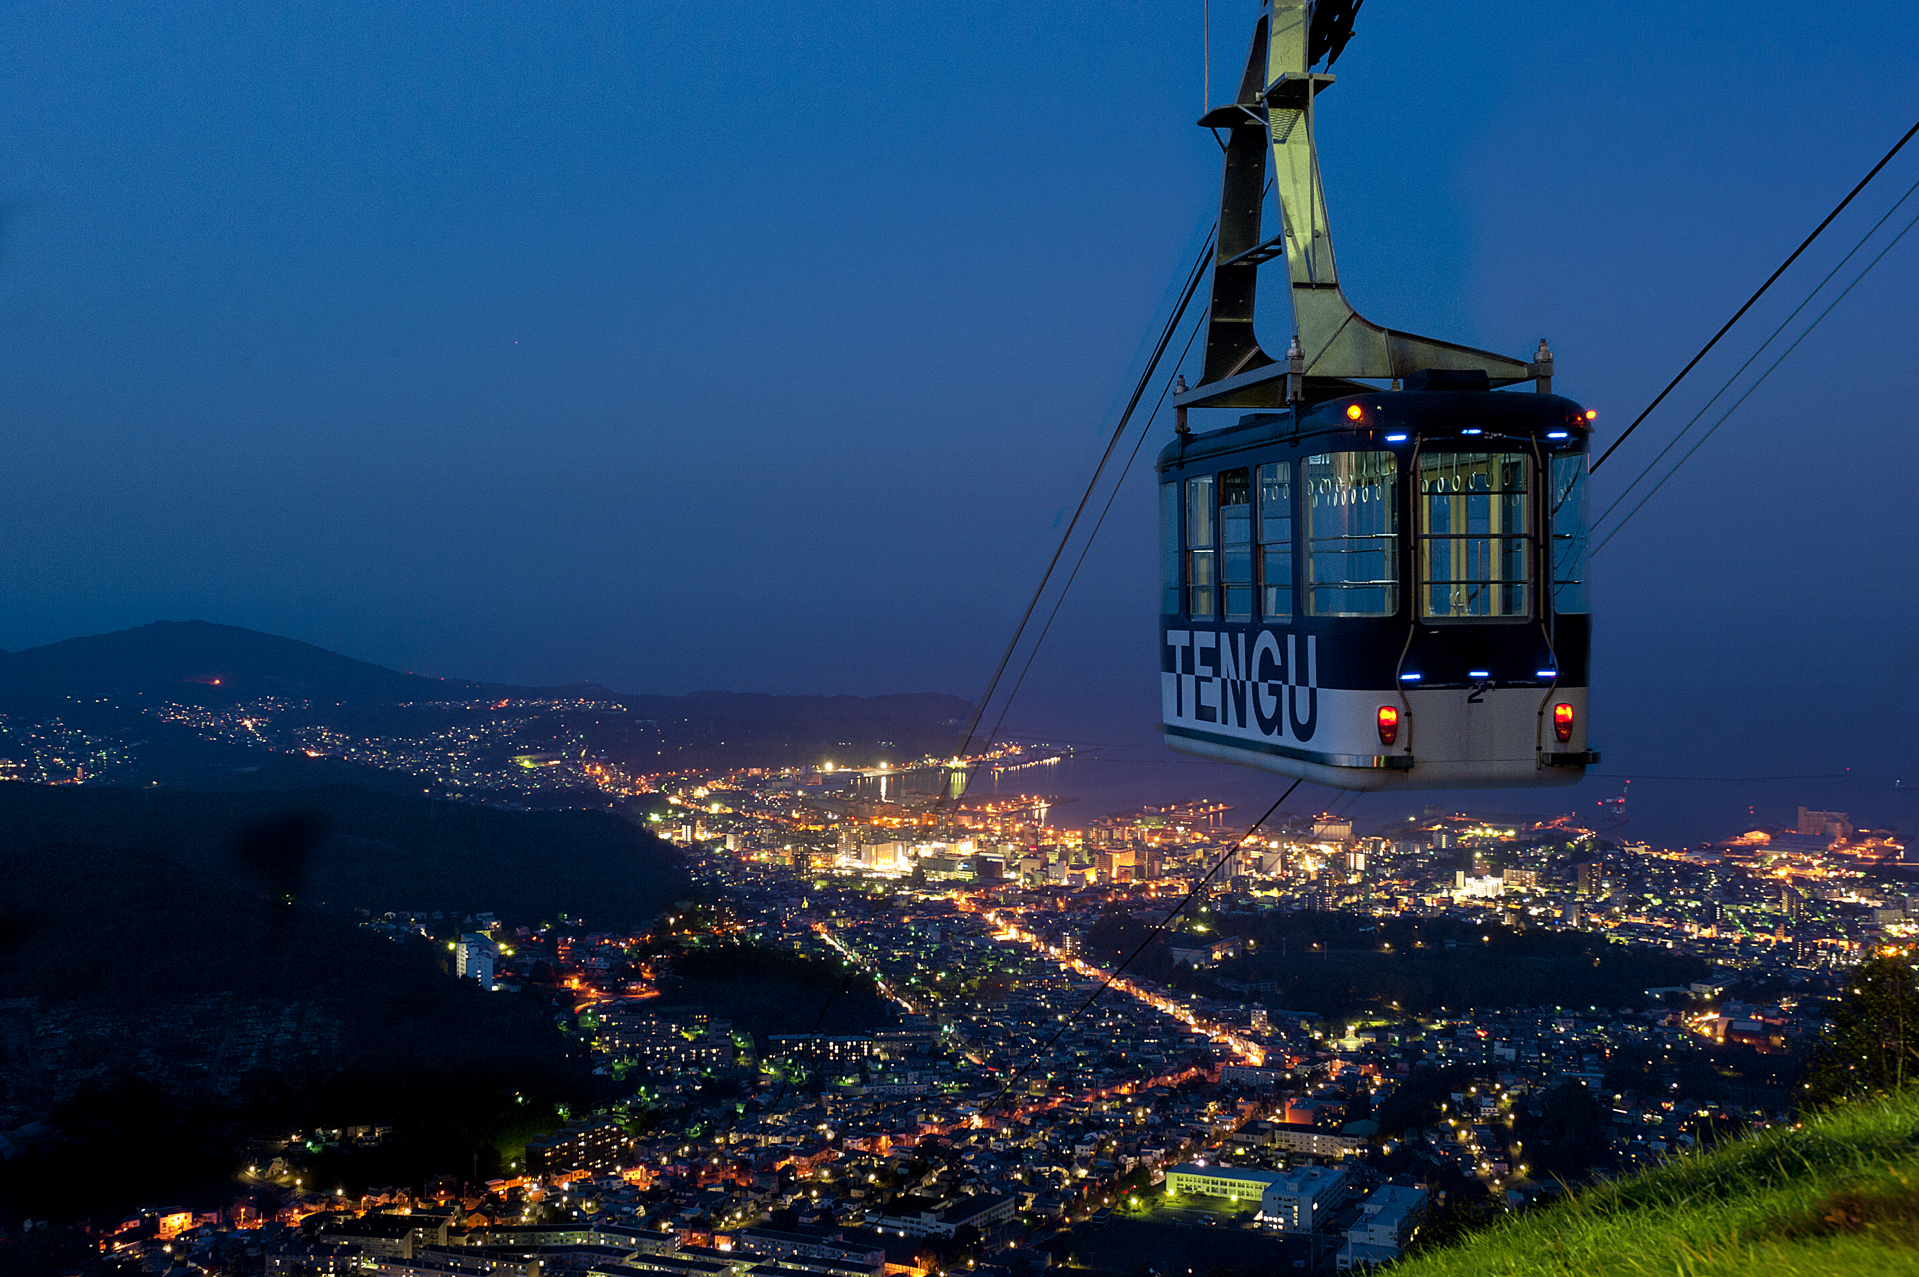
[
  {"left": 0, "top": 621, "right": 972, "bottom": 775},
  {"left": 0, "top": 620, "right": 520, "bottom": 710},
  {"left": 0, "top": 782, "right": 688, "bottom": 928}
]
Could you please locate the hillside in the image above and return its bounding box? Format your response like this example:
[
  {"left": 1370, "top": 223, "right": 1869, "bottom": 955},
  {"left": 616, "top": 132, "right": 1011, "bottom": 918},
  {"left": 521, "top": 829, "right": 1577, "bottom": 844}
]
[
  {"left": 0, "top": 782, "right": 688, "bottom": 928},
  {"left": 0, "top": 621, "right": 972, "bottom": 779},
  {"left": 0, "top": 620, "right": 514, "bottom": 710},
  {"left": 0, "top": 842, "right": 586, "bottom": 1218},
  {"left": 1397, "top": 1088, "right": 1919, "bottom": 1276}
]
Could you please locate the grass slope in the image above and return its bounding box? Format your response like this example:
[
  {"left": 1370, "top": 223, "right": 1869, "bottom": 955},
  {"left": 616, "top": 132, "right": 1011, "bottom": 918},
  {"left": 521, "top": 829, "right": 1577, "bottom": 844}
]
[{"left": 1400, "top": 1088, "right": 1919, "bottom": 1276}]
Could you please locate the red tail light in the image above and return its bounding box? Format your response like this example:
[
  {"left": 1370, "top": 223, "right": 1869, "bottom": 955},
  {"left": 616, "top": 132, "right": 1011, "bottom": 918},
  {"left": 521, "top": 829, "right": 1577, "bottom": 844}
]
[
  {"left": 1553, "top": 702, "right": 1575, "bottom": 743},
  {"left": 1377, "top": 705, "right": 1399, "bottom": 746}
]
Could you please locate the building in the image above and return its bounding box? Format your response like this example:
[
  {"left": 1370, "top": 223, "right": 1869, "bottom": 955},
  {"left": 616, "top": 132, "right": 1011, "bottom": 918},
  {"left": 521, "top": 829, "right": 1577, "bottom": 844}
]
[
  {"left": 1256, "top": 1165, "right": 1348, "bottom": 1234},
  {"left": 938, "top": 1193, "right": 1016, "bottom": 1237},
  {"left": 1454, "top": 872, "right": 1503, "bottom": 900},
  {"left": 1335, "top": 1184, "right": 1427, "bottom": 1269},
  {"left": 1164, "top": 1164, "right": 1288, "bottom": 1205},
  {"left": 741, "top": 1263, "right": 875, "bottom": 1277},
  {"left": 525, "top": 1119, "right": 631, "bottom": 1180},
  {"left": 316, "top": 1215, "right": 449, "bottom": 1261},
  {"left": 598, "top": 1016, "right": 734, "bottom": 1070},
  {"left": 598, "top": 1256, "right": 736, "bottom": 1277},
  {"left": 1165, "top": 934, "right": 1242, "bottom": 967},
  {"left": 862, "top": 1193, "right": 1015, "bottom": 1240},
  {"left": 1270, "top": 1125, "right": 1366, "bottom": 1159},
  {"left": 458, "top": 934, "right": 496, "bottom": 987},
  {"left": 1576, "top": 864, "right": 1600, "bottom": 896},
  {"left": 731, "top": 1228, "right": 884, "bottom": 1277},
  {"left": 764, "top": 1035, "right": 881, "bottom": 1063},
  {"left": 1799, "top": 808, "right": 1851, "bottom": 839},
  {"left": 471, "top": 1227, "right": 674, "bottom": 1254},
  {"left": 1218, "top": 1064, "right": 1285, "bottom": 1087},
  {"left": 366, "top": 1256, "right": 498, "bottom": 1277},
  {"left": 415, "top": 1247, "right": 541, "bottom": 1277},
  {"left": 266, "top": 1242, "right": 362, "bottom": 1277}
]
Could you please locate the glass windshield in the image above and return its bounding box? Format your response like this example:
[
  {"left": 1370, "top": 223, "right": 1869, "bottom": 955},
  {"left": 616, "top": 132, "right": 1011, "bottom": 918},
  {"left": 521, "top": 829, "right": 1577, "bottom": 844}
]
[
  {"left": 1159, "top": 481, "right": 1180, "bottom": 615},
  {"left": 1304, "top": 452, "right": 1398, "bottom": 617},
  {"left": 1257, "top": 461, "right": 1292, "bottom": 621},
  {"left": 1550, "top": 453, "right": 1590, "bottom": 614},
  {"left": 1416, "top": 452, "right": 1530, "bottom": 619},
  {"left": 1186, "top": 474, "right": 1215, "bottom": 619},
  {"left": 1219, "top": 468, "right": 1252, "bottom": 622}
]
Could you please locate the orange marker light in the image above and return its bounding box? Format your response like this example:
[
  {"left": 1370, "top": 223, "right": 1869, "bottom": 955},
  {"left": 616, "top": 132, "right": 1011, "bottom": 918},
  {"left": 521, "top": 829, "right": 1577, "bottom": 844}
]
[
  {"left": 1553, "top": 702, "right": 1575, "bottom": 743},
  {"left": 1584, "top": 409, "right": 1598, "bottom": 421},
  {"left": 1346, "top": 404, "right": 1365, "bottom": 421},
  {"left": 1377, "top": 705, "right": 1400, "bottom": 746}
]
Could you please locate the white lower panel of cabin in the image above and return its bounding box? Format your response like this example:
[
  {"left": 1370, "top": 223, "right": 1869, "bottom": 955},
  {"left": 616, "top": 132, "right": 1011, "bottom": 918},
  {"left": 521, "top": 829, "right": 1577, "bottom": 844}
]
[{"left": 1160, "top": 675, "right": 1590, "bottom": 791}]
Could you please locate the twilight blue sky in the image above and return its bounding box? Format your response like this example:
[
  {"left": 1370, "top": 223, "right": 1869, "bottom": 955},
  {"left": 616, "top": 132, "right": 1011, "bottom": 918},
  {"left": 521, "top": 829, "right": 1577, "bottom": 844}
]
[{"left": 0, "top": 1, "right": 1915, "bottom": 839}]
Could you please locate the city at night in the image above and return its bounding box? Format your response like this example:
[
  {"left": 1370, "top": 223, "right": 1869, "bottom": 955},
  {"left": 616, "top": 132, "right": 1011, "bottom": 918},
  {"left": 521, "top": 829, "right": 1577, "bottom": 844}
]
[{"left": 1, "top": 3, "right": 1916, "bottom": 1276}]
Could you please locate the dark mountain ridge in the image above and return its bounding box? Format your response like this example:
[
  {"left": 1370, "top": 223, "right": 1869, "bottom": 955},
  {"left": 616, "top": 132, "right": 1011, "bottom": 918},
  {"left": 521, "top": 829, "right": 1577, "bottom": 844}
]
[
  {"left": 0, "top": 620, "right": 532, "bottom": 710},
  {"left": 0, "top": 620, "right": 972, "bottom": 777}
]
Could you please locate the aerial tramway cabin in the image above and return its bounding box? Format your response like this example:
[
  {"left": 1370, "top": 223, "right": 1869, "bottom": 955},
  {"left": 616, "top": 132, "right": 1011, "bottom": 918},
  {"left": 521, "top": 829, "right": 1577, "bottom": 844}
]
[{"left": 1156, "top": 0, "right": 1597, "bottom": 789}]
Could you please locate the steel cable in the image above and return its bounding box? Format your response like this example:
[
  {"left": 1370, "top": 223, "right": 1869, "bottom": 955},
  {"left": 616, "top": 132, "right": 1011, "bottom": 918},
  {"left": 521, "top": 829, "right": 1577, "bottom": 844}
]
[
  {"left": 951, "top": 228, "right": 1217, "bottom": 764},
  {"left": 1592, "top": 174, "right": 1919, "bottom": 536},
  {"left": 1592, "top": 118, "right": 1919, "bottom": 474},
  {"left": 1592, "top": 204, "right": 1919, "bottom": 553}
]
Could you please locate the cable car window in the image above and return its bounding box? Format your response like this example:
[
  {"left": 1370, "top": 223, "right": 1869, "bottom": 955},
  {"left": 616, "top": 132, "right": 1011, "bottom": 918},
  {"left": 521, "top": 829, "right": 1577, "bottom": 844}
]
[
  {"left": 1159, "top": 482, "right": 1180, "bottom": 615},
  {"left": 1257, "top": 461, "right": 1293, "bottom": 620},
  {"left": 1550, "top": 453, "right": 1590, "bottom": 614},
  {"left": 1305, "top": 452, "right": 1398, "bottom": 616},
  {"left": 1186, "top": 474, "right": 1215, "bottom": 619},
  {"left": 1219, "top": 468, "right": 1253, "bottom": 622},
  {"left": 1416, "top": 452, "right": 1530, "bottom": 619}
]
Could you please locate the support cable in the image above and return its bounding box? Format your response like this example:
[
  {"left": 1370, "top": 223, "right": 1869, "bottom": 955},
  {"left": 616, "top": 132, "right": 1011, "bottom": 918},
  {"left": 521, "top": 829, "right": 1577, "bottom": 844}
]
[
  {"left": 979, "top": 305, "right": 1208, "bottom": 753},
  {"left": 1592, "top": 174, "right": 1919, "bottom": 534},
  {"left": 980, "top": 779, "right": 1301, "bottom": 1118},
  {"left": 1592, "top": 117, "right": 1919, "bottom": 474},
  {"left": 953, "top": 229, "right": 1216, "bottom": 762},
  {"left": 1592, "top": 203, "right": 1919, "bottom": 553}
]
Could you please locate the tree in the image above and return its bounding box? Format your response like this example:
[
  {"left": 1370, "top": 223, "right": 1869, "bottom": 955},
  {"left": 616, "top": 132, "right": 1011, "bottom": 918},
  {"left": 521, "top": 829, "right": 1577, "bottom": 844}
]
[
  {"left": 1805, "top": 954, "right": 1919, "bottom": 1108},
  {"left": 1510, "top": 1081, "right": 1609, "bottom": 1179}
]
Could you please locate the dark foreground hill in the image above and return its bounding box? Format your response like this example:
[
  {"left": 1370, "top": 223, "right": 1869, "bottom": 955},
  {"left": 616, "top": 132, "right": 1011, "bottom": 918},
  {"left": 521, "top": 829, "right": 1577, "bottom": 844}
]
[
  {"left": 0, "top": 843, "right": 560, "bottom": 1064},
  {"left": 0, "top": 776, "right": 689, "bottom": 1216},
  {"left": 0, "top": 782, "right": 688, "bottom": 928},
  {"left": 0, "top": 841, "right": 586, "bottom": 1219}
]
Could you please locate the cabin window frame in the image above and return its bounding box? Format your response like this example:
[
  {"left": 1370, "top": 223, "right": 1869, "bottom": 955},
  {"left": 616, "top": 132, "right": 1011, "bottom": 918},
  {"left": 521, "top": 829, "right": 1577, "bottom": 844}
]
[
  {"left": 1185, "top": 474, "right": 1216, "bottom": 619},
  {"left": 1303, "top": 450, "right": 1400, "bottom": 618},
  {"left": 1257, "top": 460, "right": 1294, "bottom": 622},
  {"left": 1414, "top": 450, "right": 1534, "bottom": 622}
]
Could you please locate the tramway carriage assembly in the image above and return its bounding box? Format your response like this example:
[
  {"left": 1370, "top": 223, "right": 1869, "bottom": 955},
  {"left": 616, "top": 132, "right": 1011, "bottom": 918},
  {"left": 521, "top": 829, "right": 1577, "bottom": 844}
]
[{"left": 1158, "top": 0, "right": 1598, "bottom": 790}]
